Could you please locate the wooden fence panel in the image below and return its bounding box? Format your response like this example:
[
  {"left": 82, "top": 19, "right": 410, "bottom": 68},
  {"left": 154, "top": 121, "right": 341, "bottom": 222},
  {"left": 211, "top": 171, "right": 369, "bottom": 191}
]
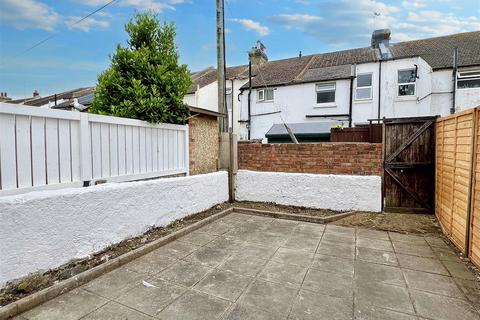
[
  {"left": 435, "top": 107, "right": 480, "bottom": 268},
  {"left": 0, "top": 102, "right": 189, "bottom": 196}
]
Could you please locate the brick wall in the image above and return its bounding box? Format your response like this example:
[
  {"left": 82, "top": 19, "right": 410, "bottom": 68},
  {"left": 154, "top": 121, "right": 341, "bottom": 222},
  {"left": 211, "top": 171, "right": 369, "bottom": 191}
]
[{"left": 238, "top": 142, "right": 382, "bottom": 176}]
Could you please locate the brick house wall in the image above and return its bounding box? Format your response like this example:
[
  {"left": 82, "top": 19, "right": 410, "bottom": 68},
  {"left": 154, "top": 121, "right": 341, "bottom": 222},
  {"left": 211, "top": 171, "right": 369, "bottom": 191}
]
[
  {"left": 189, "top": 115, "right": 219, "bottom": 175},
  {"left": 238, "top": 142, "right": 382, "bottom": 176}
]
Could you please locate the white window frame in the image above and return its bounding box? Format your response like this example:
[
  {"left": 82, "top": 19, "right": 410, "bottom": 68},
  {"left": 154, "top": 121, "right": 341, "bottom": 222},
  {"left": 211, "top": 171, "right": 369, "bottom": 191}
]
[
  {"left": 355, "top": 73, "right": 373, "bottom": 101},
  {"left": 315, "top": 82, "right": 336, "bottom": 105},
  {"left": 397, "top": 68, "right": 416, "bottom": 97},
  {"left": 457, "top": 69, "right": 480, "bottom": 89},
  {"left": 257, "top": 88, "right": 274, "bottom": 102}
]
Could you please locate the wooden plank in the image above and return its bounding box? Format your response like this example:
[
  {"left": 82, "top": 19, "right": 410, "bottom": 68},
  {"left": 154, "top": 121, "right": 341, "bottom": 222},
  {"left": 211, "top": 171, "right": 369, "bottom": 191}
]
[
  {"left": 0, "top": 114, "right": 17, "bottom": 189},
  {"left": 45, "top": 118, "right": 60, "bottom": 185},
  {"left": 58, "top": 119, "right": 72, "bottom": 183},
  {"left": 91, "top": 122, "right": 102, "bottom": 179},
  {"left": 31, "top": 117, "right": 46, "bottom": 187},
  {"left": 15, "top": 115, "right": 32, "bottom": 188},
  {"left": 109, "top": 124, "right": 119, "bottom": 177}
]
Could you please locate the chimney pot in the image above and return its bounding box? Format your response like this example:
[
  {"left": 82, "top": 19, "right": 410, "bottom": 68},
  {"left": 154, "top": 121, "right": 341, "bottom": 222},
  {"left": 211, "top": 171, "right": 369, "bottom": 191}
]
[{"left": 299, "top": 51, "right": 302, "bottom": 58}]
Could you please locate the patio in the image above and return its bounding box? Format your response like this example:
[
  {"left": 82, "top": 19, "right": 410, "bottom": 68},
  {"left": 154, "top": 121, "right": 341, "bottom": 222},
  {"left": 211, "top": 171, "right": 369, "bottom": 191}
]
[{"left": 14, "top": 212, "right": 480, "bottom": 320}]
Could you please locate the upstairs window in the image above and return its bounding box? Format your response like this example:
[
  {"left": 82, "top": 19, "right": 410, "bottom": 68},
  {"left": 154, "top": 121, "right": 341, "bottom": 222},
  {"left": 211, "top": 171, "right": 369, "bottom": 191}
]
[
  {"left": 457, "top": 69, "right": 480, "bottom": 89},
  {"left": 257, "top": 88, "right": 274, "bottom": 102},
  {"left": 316, "top": 83, "right": 335, "bottom": 104},
  {"left": 355, "top": 73, "right": 373, "bottom": 100},
  {"left": 398, "top": 69, "right": 416, "bottom": 96}
]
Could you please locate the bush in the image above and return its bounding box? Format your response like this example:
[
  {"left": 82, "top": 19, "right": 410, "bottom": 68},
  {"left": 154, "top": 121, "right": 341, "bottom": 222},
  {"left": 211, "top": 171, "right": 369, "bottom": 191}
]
[{"left": 90, "top": 12, "right": 192, "bottom": 124}]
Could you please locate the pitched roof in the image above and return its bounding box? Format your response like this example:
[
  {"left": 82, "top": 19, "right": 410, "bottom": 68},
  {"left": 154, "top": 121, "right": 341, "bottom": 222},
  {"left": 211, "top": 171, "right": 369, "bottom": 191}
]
[
  {"left": 8, "top": 87, "right": 95, "bottom": 107},
  {"left": 389, "top": 31, "right": 480, "bottom": 70},
  {"left": 188, "top": 65, "right": 249, "bottom": 93},
  {"left": 238, "top": 31, "right": 480, "bottom": 90}
]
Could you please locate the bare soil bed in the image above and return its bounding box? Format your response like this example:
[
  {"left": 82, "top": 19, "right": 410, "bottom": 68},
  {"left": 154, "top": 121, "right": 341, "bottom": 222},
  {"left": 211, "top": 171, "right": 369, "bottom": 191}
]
[
  {"left": 0, "top": 203, "right": 231, "bottom": 307},
  {"left": 332, "top": 211, "right": 442, "bottom": 235},
  {"left": 234, "top": 201, "right": 348, "bottom": 217}
]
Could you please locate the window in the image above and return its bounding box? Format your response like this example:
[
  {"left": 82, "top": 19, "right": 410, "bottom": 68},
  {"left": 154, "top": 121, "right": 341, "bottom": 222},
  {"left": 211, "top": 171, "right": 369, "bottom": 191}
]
[
  {"left": 257, "top": 88, "right": 274, "bottom": 102},
  {"left": 457, "top": 69, "right": 480, "bottom": 89},
  {"left": 316, "top": 83, "right": 335, "bottom": 104},
  {"left": 397, "top": 69, "right": 416, "bottom": 96},
  {"left": 355, "top": 73, "right": 373, "bottom": 100}
]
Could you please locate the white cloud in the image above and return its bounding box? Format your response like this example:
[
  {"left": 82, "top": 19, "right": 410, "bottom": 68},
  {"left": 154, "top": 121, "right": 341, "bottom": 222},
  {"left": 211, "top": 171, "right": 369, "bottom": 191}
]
[
  {"left": 0, "top": 0, "right": 60, "bottom": 31},
  {"left": 401, "top": 0, "right": 427, "bottom": 9},
  {"left": 66, "top": 16, "right": 110, "bottom": 32},
  {"left": 230, "top": 18, "right": 269, "bottom": 36},
  {"left": 82, "top": 0, "right": 188, "bottom": 12},
  {"left": 270, "top": 0, "right": 480, "bottom": 47}
]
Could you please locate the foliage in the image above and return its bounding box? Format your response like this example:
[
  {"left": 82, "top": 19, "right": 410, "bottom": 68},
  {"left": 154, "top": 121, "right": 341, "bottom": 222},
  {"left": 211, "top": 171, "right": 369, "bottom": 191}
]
[{"left": 90, "top": 12, "right": 192, "bottom": 124}]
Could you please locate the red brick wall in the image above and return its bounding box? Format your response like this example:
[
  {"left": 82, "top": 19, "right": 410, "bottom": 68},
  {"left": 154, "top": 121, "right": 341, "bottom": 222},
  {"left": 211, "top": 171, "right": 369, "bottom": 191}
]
[{"left": 238, "top": 142, "right": 382, "bottom": 176}]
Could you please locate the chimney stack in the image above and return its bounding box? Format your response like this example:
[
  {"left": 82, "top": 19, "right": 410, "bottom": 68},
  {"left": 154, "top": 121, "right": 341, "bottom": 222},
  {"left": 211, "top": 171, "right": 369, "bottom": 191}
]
[
  {"left": 371, "top": 29, "right": 392, "bottom": 60},
  {"left": 299, "top": 51, "right": 302, "bottom": 58},
  {"left": 33, "top": 90, "right": 40, "bottom": 98}
]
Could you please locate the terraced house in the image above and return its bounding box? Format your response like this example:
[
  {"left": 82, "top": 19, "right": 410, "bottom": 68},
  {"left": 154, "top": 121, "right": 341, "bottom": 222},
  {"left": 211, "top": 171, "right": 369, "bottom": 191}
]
[{"left": 187, "top": 30, "right": 480, "bottom": 142}]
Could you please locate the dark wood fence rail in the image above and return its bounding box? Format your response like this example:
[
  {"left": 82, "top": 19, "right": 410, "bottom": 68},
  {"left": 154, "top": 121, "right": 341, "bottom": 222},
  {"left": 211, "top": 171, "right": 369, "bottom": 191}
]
[{"left": 330, "top": 124, "right": 382, "bottom": 143}]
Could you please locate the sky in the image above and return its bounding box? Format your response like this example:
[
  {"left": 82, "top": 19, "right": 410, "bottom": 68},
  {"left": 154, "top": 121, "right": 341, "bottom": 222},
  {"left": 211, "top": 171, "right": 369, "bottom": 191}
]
[{"left": 0, "top": 0, "right": 479, "bottom": 99}]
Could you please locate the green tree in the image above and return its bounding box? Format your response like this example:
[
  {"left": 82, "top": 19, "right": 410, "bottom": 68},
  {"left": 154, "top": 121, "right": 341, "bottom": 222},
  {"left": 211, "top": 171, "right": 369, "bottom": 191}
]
[{"left": 90, "top": 12, "right": 191, "bottom": 124}]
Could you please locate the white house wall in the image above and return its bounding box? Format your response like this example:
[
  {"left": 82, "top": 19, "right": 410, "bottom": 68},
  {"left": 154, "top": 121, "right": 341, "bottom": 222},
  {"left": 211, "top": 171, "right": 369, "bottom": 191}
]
[
  {"left": 0, "top": 171, "right": 228, "bottom": 284},
  {"left": 239, "top": 56, "right": 480, "bottom": 141}
]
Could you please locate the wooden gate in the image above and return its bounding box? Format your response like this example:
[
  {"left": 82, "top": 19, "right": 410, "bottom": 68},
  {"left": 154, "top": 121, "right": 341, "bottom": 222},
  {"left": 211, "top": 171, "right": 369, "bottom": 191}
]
[{"left": 383, "top": 117, "right": 437, "bottom": 213}]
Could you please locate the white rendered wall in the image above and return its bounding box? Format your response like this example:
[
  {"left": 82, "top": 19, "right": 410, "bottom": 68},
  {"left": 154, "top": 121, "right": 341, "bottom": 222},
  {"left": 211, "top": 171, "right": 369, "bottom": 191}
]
[
  {"left": 236, "top": 170, "right": 381, "bottom": 212},
  {"left": 0, "top": 171, "right": 228, "bottom": 284}
]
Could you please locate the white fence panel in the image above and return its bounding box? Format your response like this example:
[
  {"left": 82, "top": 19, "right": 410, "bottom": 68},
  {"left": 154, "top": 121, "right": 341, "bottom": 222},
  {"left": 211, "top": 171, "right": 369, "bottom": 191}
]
[{"left": 0, "top": 102, "right": 189, "bottom": 196}]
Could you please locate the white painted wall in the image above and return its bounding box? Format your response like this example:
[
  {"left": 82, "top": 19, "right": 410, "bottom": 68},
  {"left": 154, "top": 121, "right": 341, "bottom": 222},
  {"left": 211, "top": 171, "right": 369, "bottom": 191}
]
[
  {"left": 183, "top": 79, "right": 248, "bottom": 137},
  {"left": 238, "top": 56, "right": 480, "bottom": 141},
  {"left": 0, "top": 171, "right": 228, "bottom": 284},
  {"left": 236, "top": 170, "right": 381, "bottom": 212}
]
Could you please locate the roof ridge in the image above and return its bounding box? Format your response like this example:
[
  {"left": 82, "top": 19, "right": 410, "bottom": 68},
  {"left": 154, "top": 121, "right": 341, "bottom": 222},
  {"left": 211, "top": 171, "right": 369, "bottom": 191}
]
[{"left": 390, "top": 30, "right": 480, "bottom": 47}]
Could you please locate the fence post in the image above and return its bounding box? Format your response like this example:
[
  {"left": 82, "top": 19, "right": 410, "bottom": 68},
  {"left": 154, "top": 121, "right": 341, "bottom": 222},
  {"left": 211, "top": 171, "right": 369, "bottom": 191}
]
[
  {"left": 184, "top": 125, "right": 190, "bottom": 175},
  {"left": 80, "top": 113, "right": 92, "bottom": 183}
]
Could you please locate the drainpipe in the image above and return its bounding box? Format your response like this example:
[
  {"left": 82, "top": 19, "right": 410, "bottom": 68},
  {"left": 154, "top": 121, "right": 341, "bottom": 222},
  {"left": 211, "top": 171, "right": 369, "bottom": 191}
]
[
  {"left": 377, "top": 60, "right": 382, "bottom": 123},
  {"left": 230, "top": 79, "right": 234, "bottom": 131},
  {"left": 348, "top": 64, "right": 356, "bottom": 128},
  {"left": 451, "top": 47, "right": 458, "bottom": 114},
  {"left": 247, "top": 61, "right": 252, "bottom": 140}
]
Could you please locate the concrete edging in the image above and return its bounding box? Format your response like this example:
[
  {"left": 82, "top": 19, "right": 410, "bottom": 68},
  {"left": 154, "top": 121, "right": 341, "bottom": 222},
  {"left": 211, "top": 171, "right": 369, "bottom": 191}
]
[
  {"left": 233, "top": 207, "right": 354, "bottom": 223},
  {"left": 0, "top": 207, "right": 233, "bottom": 320}
]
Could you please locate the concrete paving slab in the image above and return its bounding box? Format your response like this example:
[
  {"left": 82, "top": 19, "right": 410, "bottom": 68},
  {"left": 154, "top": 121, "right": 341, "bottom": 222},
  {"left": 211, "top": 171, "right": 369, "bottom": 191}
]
[
  {"left": 403, "top": 269, "right": 465, "bottom": 298},
  {"left": 354, "top": 303, "right": 417, "bottom": 320},
  {"left": 236, "top": 242, "right": 278, "bottom": 259},
  {"left": 294, "top": 223, "right": 325, "bottom": 236},
  {"left": 325, "top": 225, "right": 356, "bottom": 236},
  {"left": 311, "top": 254, "right": 354, "bottom": 276},
  {"left": 410, "top": 289, "right": 480, "bottom": 320},
  {"left": 289, "top": 289, "right": 354, "bottom": 320},
  {"left": 302, "top": 268, "right": 353, "bottom": 298},
  {"left": 424, "top": 236, "right": 450, "bottom": 249},
  {"left": 184, "top": 246, "right": 232, "bottom": 268},
  {"left": 154, "top": 240, "right": 201, "bottom": 259},
  {"left": 21, "top": 289, "right": 108, "bottom": 320},
  {"left": 238, "top": 279, "right": 297, "bottom": 316},
  {"left": 157, "top": 260, "right": 213, "bottom": 287},
  {"left": 204, "top": 235, "right": 244, "bottom": 252},
  {"left": 389, "top": 233, "right": 427, "bottom": 245},
  {"left": 272, "top": 247, "right": 315, "bottom": 267},
  {"left": 317, "top": 241, "right": 355, "bottom": 259},
  {"left": 432, "top": 247, "right": 463, "bottom": 262},
  {"left": 258, "top": 261, "right": 308, "bottom": 287},
  {"left": 81, "top": 301, "right": 153, "bottom": 319},
  {"left": 82, "top": 267, "right": 144, "bottom": 299},
  {"left": 218, "top": 253, "right": 267, "bottom": 277},
  {"left": 454, "top": 278, "right": 480, "bottom": 308},
  {"left": 283, "top": 234, "right": 320, "bottom": 252},
  {"left": 246, "top": 232, "right": 287, "bottom": 247},
  {"left": 157, "top": 290, "right": 231, "bottom": 320},
  {"left": 355, "top": 260, "right": 406, "bottom": 287},
  {"left": 199, "top": 220, "right": 232, "bottom": 236},
  {"left": 442, "top": 260, "right": 476, "bottom": 280},
  {"left": 396, "top": 253, "right": 449, "bottom": 275},
  {"left": 122, "top": 252, "right": 177, "bottom": 276},
  {"left": 223, "top": 303, "right": 282, "bottom": 320},
  {"left": 356, "top": 228, "right": 390, "bottom": 241},
  {"left": 322, "top": 233, "right": 356, "bottom": 245},
  {"left": 356, "top": 238, "right": 394, "bottom": 252},
  {"left": 392, "top": 242, "right": 436, "bottom": 258},
  {"left": 194, "top": 269, "right": 253, "bottom": 301},
  {"left": 356, "top": 247, "right": 398, "bottom": 266},
  {"left": 178, "top": 230, "right": 218, "bottom": 246},
  {"left": 355, "top": 282, "right": 414, "bottom": 314},
  {"left": 115, "top": 278, "right": 186, "bottom": 317}
]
